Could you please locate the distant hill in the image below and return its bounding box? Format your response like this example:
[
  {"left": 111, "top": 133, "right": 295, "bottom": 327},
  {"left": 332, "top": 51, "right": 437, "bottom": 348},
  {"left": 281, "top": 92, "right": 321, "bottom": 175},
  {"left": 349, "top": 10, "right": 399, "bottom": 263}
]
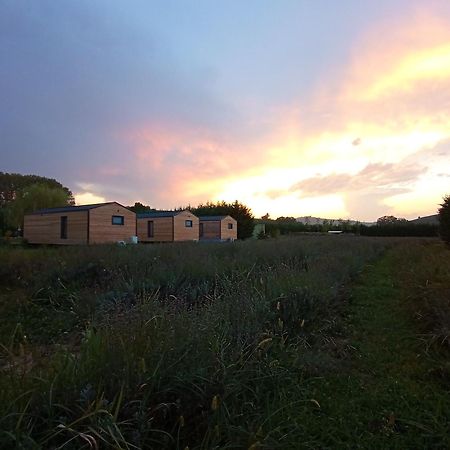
[
  {"left": 296, "top": 216, "right": 376, "bottom": 226},
  {"left": 409, "top": 214, "right": 439, "bottom": 225}
]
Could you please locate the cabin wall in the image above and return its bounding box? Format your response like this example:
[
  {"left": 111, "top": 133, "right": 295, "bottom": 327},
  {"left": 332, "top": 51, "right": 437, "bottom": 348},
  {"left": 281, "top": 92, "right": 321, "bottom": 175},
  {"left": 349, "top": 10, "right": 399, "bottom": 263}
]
[
  {"left": 88, "top": 204, "right": 136, "bottom": 244},
  {"left": 24, "top": 211, "right": 88, "bottom": 245},
  {"left": 220, "top": 218, "right": 238, "bottom": 241},
  {"left": 199, "top": 220, "right": 221, "bottom": 240},
  {"left": 137, "top": 217, "right": 173, "bottom": 242},
  {"left": 173, "top": 211, "right": 199, "bottom": 241}
]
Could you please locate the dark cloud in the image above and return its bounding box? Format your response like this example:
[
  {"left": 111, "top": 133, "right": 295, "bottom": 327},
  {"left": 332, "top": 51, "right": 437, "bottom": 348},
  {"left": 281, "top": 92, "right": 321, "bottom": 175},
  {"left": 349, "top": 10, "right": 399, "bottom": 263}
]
[{"left": 0, "top": 1, "right": 247, "bottom": 204}]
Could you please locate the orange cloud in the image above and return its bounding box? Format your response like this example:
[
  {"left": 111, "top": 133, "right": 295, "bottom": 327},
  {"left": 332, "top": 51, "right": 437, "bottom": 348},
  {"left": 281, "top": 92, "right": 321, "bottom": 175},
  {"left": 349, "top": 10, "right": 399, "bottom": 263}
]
[
  {"left": 119, "top": 122, "right": 266, "bottom": 207},
  {"left": 101, "top": 9, "right": 450, "bottom": 220},
  {"left": 212, "top": 9, "right": 450, "bottom": 220},
  {"left": 343, "top": 11, "right": 450, "bottom": 102}
]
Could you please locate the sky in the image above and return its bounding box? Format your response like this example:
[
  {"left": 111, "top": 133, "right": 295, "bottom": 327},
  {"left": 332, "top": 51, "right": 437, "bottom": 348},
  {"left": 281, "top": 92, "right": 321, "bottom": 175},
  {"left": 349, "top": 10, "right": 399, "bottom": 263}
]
[{"left": 1, "top": 0, "right": 449, "bottom": 221}]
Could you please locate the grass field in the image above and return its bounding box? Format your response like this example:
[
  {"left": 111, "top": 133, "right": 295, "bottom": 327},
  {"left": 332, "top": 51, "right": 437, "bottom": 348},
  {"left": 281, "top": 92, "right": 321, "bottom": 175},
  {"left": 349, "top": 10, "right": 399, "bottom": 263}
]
[{"left": 0, "top": 236, "right": 449, "bottom": 449}]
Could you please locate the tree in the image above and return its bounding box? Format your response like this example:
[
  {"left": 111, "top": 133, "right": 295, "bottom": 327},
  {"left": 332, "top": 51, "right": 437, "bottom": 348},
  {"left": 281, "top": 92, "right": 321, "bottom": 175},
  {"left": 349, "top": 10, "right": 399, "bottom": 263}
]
[
  {"left": 7, "top": 183, "right": 72, "bottom": 230},
  {"left": 0, "top": 172, "right": 74, "bottom": 207},
  {"left": 128, "top": 202, "right": 156, "bottom": 214},
  {"left": 0, "top": 172, "right": 74, "bottom": 235},
  {"left": 193, "top": 200, "right": 255, "bottom": 239},
  {"left": 275, "top": 216, "right": 297, "bottom": 223},
  {"left": 438, "top": 195, "right": 450, "bottom": 246},
  {"left": 376, "top": 215, "right": 407, "bottom": 225}
]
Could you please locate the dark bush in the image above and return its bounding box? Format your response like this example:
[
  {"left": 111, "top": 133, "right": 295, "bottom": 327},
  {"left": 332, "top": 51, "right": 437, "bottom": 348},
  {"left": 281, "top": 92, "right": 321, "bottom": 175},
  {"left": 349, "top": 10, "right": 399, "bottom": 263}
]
[{"left": 438, "top": 195, "right": 450, "bottom": 246}]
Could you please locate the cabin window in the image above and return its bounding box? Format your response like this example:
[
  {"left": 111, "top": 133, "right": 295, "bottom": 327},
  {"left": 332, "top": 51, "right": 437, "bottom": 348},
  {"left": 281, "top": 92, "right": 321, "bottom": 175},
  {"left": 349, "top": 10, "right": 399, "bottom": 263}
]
[
  {"left": 199, "top": 223, "right": 204, "bottom": 237},
  {"left": 228, "top": 223, "right": 233, "bottom": 229},
  {"left": 60, "top": 216, "right": 68, "bottom": 239},
  {"left": 112, "top": 215, "right": 124, "bottom": 225},
  {"left": 185, "top": 220, "right": 193, "bottom": 228},
  {"left": 147, "top": 220, "right": 154, "bottom": 238}
]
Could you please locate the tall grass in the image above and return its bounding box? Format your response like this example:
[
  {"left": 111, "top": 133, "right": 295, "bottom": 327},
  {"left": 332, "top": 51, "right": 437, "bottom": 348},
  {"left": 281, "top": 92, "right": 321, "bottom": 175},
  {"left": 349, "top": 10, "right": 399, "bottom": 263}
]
[
  {"left": 0, "top": 236, "right": 391, "bottom": 448},
  {"left": 391, "top": 241, "right": 450, "bottom": 351}
]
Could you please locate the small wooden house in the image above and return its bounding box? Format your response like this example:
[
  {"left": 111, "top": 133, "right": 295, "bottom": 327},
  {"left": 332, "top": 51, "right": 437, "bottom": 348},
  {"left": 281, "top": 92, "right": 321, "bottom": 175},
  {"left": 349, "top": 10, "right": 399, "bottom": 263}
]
[
  {"left": 24, "top": 202, "right": 136, "bottom": 245},
  {"left": 199, "top": 216, "right": 237, "bottom": 241},
  {"left": 136, "top": 210, "right": 199, "bottom": 242}
]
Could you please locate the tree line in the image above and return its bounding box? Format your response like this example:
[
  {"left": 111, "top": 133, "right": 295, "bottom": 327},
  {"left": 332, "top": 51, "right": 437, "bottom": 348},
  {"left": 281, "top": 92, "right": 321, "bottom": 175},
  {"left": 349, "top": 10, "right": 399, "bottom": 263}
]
[
  {"left": 259, "top": 215, "right": 441, "bottom": 238},
  {"left": 0, "top": 173, "right": 255, "bottom": 239}
]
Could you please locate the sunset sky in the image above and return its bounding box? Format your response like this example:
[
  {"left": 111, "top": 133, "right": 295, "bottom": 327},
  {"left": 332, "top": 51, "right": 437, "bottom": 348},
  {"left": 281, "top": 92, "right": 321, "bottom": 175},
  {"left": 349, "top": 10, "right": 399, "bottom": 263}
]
[{"left": 1, "top": 1, "right": 449, "bottom": 221}]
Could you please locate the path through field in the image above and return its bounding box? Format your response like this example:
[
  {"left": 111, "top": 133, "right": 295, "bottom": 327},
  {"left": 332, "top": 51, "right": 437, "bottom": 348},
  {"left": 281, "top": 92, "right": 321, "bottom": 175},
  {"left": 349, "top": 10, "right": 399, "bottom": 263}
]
[{"left": 304, "top": 245, "right": 450, "bottom": 448}]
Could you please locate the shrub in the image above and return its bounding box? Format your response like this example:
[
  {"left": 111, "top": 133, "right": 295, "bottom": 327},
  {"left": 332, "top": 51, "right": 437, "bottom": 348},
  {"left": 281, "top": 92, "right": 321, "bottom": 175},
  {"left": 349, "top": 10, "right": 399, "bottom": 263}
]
[{"left": 438, "top": 195, "right": 450, "bottom": 246}]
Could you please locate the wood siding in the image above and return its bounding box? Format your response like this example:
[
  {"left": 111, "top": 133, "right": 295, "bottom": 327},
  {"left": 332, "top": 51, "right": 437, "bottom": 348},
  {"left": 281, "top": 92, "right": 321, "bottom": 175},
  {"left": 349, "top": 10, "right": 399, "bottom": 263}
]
[
  {"left": 137, "top": 211, "right": 199, "bottom": 242},
  {"left": 220, "top": 217, "right": 237, "bottom": 241},
  {"left": 199, "top": 216, "right": 237, "bottom": 241},
  {"left": 88, "top": 203, "right": 136, "bottom": 244},
  {"left": 199, "top": 220, "right": 221, "bottom": 240},
  {"left": 173, "top": 211, "right": 199, "bottom": 241},
  {"left": 24, "top": 211, "right": 88, "bottom": 245},
  {"left": 137, "top": 217, "right": 173, "bottom": 242}
]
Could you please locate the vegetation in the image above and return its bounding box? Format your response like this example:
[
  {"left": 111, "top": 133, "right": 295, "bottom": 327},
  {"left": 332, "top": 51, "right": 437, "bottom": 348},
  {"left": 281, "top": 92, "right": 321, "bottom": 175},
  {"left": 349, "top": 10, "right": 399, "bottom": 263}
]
[
  {"left": 260, "top": 217, "right": 438, "bottom": 237},
  {"left": 0, "top": 172, "right": 74, "bottom": 235},
  {"left": 128, "top": 202, "right": 157, "bottom": 214},
  {"left": 438, "top": 195, "right": 450, "bottom": 246},
  {"left": 262, "top": 218, "right": 358, "bottom": 235},
  {"left": 301, "top": 240, "right": 450, "bottom": 447},
  {"left": 0, "top": 172, "right": 74, "bottom": 208},
  {"left": 1, "top": 236, "right": 449, "bottom": 448},
  {"left": 7, "top": 183, "right": 73, "bottom": 229},
  {"left": 193, "top": 200, "right": 255, "bottom": 239},
  {"left": 359, "top": 222, "right": 438, "bottom": 237},
  {"left": 376, "top": 215, "right": 407, "bottom": 225}
]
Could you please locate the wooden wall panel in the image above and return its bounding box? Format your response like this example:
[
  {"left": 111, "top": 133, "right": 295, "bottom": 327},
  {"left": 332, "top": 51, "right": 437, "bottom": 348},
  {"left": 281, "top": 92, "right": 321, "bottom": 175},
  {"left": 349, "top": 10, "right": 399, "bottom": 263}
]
[
  {"left": 88, "top": 204, "right": 136, "bottom": 244},
  {"left": 173, "top": 211, "right": 199, "bottom": 241},
  {"left": 24, "top": 211, "right": 88, "bottom": 245},
  {"left": 220, "top": 217, "right": 237, "bottom": 241},
  {"left": 199, "top": 220, "right": 221, "bottom": 240},
  {"left": 137, "top": 217, "right": 173, "bottom": 242},
  {"left": 199, "top": 216, "right": 237, "bottom": 241}
]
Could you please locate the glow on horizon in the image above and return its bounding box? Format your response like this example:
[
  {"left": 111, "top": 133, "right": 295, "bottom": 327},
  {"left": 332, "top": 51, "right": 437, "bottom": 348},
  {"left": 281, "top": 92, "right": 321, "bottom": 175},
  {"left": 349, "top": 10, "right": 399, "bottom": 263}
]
[
  {"left": 20, "top": 5, "right": 449, "bottom": 222},
  {"left": 74, "top": 191, "right": 106, "bottom": 205},
  {"left": 196, "top": 13, "right": 450, "bottom": 220}
]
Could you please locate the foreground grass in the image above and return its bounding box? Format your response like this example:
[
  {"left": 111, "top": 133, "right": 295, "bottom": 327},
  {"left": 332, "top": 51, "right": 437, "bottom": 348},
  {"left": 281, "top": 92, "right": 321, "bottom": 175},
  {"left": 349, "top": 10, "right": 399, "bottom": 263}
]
[
  {"left": 0, "top": 237, "right": 448, "bottom": 448},
  {"left": 299, "top": 241, "right": 450, "bottom": 448}
]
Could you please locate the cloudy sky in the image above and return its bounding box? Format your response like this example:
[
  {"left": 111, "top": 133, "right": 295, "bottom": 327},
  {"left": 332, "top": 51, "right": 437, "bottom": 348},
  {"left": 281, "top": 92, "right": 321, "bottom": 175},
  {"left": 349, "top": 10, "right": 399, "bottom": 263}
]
[{"left": 1, "top": 0, "right": 449, "bottom": 220}]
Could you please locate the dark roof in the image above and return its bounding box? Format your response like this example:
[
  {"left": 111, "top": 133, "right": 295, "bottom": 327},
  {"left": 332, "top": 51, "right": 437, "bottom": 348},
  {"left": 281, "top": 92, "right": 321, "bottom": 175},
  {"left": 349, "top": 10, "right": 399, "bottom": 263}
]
[
  {"left": 199, "top": 215, "right": 232, "bottom": 221},
  {"left": 27, "top": 202, "right": 123, "bottom": 215},
  {"left": 137, "top": 210, "right": 185, "bottom": 219}
]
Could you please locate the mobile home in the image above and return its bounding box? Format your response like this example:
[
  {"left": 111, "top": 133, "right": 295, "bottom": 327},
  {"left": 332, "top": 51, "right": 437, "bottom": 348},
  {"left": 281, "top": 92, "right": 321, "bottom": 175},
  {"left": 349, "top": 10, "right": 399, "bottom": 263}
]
[
  {"left": 137, "top": 210, "right": 199, "bottom": 242},
  {"left": 199, "top": 216, "right": 237, "bottom": 241},
  {"left": 24, "top": 202, "right": 136, "bottom": 245}
]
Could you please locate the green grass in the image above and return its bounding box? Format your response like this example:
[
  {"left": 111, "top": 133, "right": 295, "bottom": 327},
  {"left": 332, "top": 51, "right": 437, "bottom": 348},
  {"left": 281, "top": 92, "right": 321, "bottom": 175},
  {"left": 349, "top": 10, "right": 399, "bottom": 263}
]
[
  {"left": 0, "top": 237, "right": 448, "bottom": 448},
  {"left": 297, "top": 242, "right": 450, "bottom": 448}
]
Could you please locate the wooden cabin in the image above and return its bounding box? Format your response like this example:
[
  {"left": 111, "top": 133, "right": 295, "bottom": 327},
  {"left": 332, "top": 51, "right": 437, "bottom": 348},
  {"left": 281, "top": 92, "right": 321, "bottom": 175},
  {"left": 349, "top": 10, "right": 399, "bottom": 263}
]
[
  {"left": 24, "top": 202, "right": 136, "bottom": 245},
  {"left": 199, "top": 216, "right": 237, "bottom": 241},
  {"left": 136, "top": 210, "right": 199, "bottom": 242}
]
